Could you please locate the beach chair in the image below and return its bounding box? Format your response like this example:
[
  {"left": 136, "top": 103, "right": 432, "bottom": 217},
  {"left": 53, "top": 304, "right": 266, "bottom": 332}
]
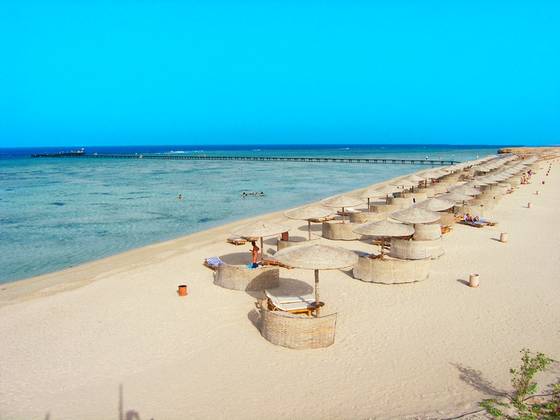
[
  {"left": 203, "top": 256, "right": 225, "bottom": 270},
  {"left": 261, "top": 258, "right": 293, "bottom": 269},
  {"left": 459, "top": 220, "right": 496, "bottom": 228},
  {"left": 264, "top": 290, "right": 319, "bottom": 316},
  {"left": 308, "top": 215, "right": 336, "bottom": 223},
  {"left": 226, "top": 237, "right": 247, "bottom": 245},
  {"left": 336, "top": 207, "right": 359, "bottom": 216}
]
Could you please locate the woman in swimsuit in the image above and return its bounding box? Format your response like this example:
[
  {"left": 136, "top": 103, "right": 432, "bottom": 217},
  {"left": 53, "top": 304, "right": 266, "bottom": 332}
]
[{"left": 251, "top": 241, "right": 260, "bottom": 268}]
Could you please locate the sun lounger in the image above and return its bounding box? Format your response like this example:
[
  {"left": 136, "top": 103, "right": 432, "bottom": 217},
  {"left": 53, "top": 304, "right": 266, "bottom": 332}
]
[
  {"left": 203, "top": 256, "right": 225, "bottom": 270},
  {"left": 261, "top": 258, "right": 292, "bottom": 269},
  {"left": 308, "top": 215, "right": 336, "bottom": 223},
  {"left": 337, "top": 207, "right": 359, "bottom": 216},
  {"left": 227, "top": 237, "right": 247, "bottom": 245},
  {"left": 459, "top": 220, "right": 496, "bottom": 228},
  {"left": 264, "top": 290, "right": 319, "bottom": 316}
]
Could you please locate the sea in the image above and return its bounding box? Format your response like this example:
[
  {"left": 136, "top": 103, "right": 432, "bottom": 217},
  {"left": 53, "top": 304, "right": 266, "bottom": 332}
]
[{"left": 0, "top": 144, "right": 498, "bottom": 284}]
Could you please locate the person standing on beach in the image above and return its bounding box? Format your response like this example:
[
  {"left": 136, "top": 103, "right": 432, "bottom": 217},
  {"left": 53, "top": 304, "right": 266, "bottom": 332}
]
[{"left": 251, "top": 241, "right": 260, "bottom": 268}]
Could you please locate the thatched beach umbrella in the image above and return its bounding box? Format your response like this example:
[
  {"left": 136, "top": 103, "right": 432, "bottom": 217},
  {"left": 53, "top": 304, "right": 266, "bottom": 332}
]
[
  {"left": 407, "top": 174, "right": 425, "bottom": 190},
  {"left": 274, "top": 244, "right": 358, "bottom": 316},
  {"left": 391, "top": 207, "right": 441, "bottom": 224},
  {"left": 414, "top": 197, "right": 455, "bottom": 212},
  {"left": 232, "top": 220, "right": 289, "bottom": 261},
  {"left": 284, "top": 206, "right": 332, "bottom": 240},
  {"left": 469, "top": 179, "right": 490, "bottom": 187},
  {"left": 361, "top": 185, "right": 397, "bottom": 210},
  {"left": 322, "top": 195, "right": 363, "bottom": 223},
  {"left": 353, "top": 220, "right": 414, "bottom": 256},
  {"left": 450, "top": 185, "right": 481, "bottom": 196},
  {"left": 439, "top": 191, "right": 473, "bottom": 204},
  {"left": 396, "top": 179, "right": 415, "bottom": 190},
  {"left": 428, "top": 169, "right": 447, "bottom": 179}
]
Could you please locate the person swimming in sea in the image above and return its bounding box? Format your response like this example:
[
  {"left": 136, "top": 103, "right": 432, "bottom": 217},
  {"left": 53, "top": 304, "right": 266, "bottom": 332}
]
[{"left": 178, "top": 193, "right": 183, "bottom": 200}]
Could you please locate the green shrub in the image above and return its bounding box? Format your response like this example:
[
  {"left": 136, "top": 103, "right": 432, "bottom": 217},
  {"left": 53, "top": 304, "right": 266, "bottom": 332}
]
[{"left": 480, "top": 349, "right": 559, "bottom": 419}]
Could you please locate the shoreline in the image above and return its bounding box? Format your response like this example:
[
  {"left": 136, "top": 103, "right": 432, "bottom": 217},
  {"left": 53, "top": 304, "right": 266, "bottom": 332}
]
[{"left": 0, "top": 163, "right": 449, "bottom": 306}]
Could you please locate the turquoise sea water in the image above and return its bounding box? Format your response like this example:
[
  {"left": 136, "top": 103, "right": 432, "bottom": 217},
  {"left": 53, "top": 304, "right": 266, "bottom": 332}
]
[{"left": 0, "top": 145, "right": 496, "bottom": 283}]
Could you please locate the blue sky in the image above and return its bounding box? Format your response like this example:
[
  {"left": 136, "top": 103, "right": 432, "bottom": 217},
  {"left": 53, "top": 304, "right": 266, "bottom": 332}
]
[{"left": 1, "top": 1, "right": 559, "bottom": 147}]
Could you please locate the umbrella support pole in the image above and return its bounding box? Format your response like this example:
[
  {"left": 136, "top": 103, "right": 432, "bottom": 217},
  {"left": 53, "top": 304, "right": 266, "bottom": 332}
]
[
  {"left": 314, "top": 269, "right": 320, "bottom": 317},
  {"left": 308, "top": 221, "right": 311, "bottom": 241},
  {"left": 260, "top": 237, "right": 264, "bottom": 263}
]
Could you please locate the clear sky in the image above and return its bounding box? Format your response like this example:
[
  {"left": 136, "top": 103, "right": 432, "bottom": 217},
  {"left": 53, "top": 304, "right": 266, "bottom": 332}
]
[{"left": 1, "top": 1, "right": 559, "bottom": 147}]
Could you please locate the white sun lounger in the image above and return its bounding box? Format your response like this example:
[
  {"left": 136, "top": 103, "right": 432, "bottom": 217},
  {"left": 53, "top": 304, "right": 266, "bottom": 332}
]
[{"left": 264, "top": 290, "right": 316, "bottom": 314}]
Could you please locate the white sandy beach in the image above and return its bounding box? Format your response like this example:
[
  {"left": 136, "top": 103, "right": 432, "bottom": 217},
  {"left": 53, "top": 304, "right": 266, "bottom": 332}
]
[{"left": 1, "top": 153, "right": 559, "bottom": 419}]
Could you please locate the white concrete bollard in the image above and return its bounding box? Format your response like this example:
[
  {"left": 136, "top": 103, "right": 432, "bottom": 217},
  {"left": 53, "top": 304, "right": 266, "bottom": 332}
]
[{"left": 469, "top": 273, "right": 480, "bottom": 288}]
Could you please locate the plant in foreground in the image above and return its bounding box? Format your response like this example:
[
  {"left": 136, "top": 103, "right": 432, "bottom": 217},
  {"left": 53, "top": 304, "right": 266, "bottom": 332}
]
[{"left": 480, "top": 348, "right": 559, "bottom": 419}]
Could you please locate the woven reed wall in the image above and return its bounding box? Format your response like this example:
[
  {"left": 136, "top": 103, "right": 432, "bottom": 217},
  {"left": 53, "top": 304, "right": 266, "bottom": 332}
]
[
  {"left": 387, "top": 197, "right": 414, "bottom": 209},
  {"left": 214, "top": 265, "right": 279, "bottom": 291},
  {"left": 413, "top": 223, "right": 442, "bottom": 240},
  {"left": 321, "top": 221, "right": 361, "bottom": 241},
  {"left": 260, "top": 310, "right": 337, "bottom": 349},
  {"left": 350, "top": 211, "right": 387, "bottom": 224},
  {"left": 390, "top": 238, "right": 444, "bottom": 260},
  {"left": 352, "top": 255, "right": 432, "bottom": 284},
  {"left": 370, "top": 203, "right": 401, "bottom": 214}
]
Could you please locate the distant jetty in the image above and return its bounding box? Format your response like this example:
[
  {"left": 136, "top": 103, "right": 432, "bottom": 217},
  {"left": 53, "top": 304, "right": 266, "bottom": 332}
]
[
  {"left": 32, "top": 148, "right": 85, "bottom": 158},
  {"left": 32, "top": 150, "right": 458, "bottom": 165}
]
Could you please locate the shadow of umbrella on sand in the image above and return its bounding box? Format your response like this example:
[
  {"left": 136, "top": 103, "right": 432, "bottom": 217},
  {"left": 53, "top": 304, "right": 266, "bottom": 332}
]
[
  {"left": 284, "top": 206, "right": 333, "bottom": 240},
  {"left": 274, "top": 244, "right": 358, "bottom": 317},
  {"left": 232, "top": 220, "right": 289, "bottom": 262}
]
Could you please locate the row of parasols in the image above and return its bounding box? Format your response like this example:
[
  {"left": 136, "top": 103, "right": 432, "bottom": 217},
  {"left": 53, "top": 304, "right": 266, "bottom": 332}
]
[{"left": 227, "top": 153, "right": 537, "bottom": 317}]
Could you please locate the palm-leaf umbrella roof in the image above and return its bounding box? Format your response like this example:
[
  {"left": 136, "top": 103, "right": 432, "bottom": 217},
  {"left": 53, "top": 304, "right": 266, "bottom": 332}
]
[
  {"left": 232, "top": 220, "right": 289, "bottom": 238},
  {"left": 360, "top": 185, "right": 396, "bottom": 199},
  {"left": 450, "top": 185, "right": 481, "bottom": 196},
  {"left": 353, "top": 220, "right": 414, "bottom": 237},
  {"left": 408, "top": 175, "right": 425, "bottom": 182},
  {"left": 438, "top": 192, "right": 474, "bottom": 202},
  {"left": 414, "top": 197, "right": 455, "bottom": 211},
  {"left": 284, "top": 206, "right": 332, "bottom": 221},
  {"left": 274, "top": 244, "right": 358, "bottom": 270},
  {"left": 395, "top": 179, "right": 415, "bottom": 188},
  {"left": 321, "top": 195, "right": 363, "bottom": 208},
  {"left": 390, "top": 207, "right": 441, "bottom": 224}
]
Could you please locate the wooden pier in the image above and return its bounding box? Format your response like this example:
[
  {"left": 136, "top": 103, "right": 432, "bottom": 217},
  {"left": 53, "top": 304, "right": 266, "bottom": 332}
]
[{"left": 31, "top": 153, "right": 458, "bottom": 165}]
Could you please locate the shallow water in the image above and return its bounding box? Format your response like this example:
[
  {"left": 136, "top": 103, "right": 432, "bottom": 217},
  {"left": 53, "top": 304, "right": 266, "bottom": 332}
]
[{"left": 0, "top": 145, "right": 496, "bottom": 283}]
